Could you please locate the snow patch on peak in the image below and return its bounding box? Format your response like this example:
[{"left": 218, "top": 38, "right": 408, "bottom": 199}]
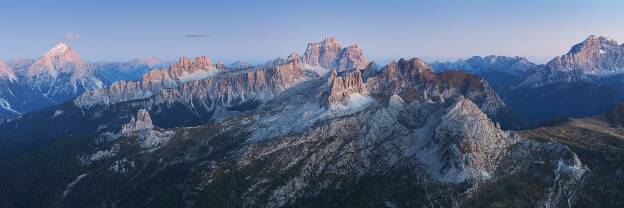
[
  {"left": 600, "top": 49, "right": 607, "bottom": 54},
  {"left": 49, "top": 42, "right": 70, "bottom": 54}
]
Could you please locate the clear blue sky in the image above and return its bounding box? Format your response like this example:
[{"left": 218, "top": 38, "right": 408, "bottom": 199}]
[{"left": 1, "top": 0, "right": 623, "bottom": 64}]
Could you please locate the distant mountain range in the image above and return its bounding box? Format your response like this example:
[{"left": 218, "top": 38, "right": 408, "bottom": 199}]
[
  {"left": 93, "top": 56, "right": 172, "bottom": 84},
  {"left": 0, "top": 43, "right": 102, "bottom": 118},
  {"left": 431, "top": 35, "right": 624, "bottom": 127},
  {"left": 1, "top": 36, "right": 624, "bottom": 207},
  {"left": 0, "top": 43, "right": 173, "bottom": 118}
]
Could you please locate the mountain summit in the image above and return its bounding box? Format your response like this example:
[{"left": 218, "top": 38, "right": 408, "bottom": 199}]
[
  {"left": 27, "top": 42, "right": 90, "bottom": 79},
  {"left": 0, "top": 60, "right": 17, "bottom": 81},
  {"left": 25, "top": 42, "right": 103, "bottom": 101},
  {"left": 303, "top": 37, "right": 369, "bottom": 74},
  {"left": 547, "top": 35, "right": 624, "bottom": 75}
]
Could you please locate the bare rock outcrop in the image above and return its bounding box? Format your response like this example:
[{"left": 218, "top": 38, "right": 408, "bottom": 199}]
[
  {"left": 0, "top": 60, "right": 17, "bottom": 81},
  {"left": 303, "top": 37, "right": 369, "bottom": 74},
  {"left": 303, "top": 37, "right": 342, "bottom": 69},
  {"left": 321, "top": 69, "right": 368, "bottom": 108},
  {"left": 335, "top": 44, "right": 369, "bottom": 72},
  {"left": 547, "top": 35, "right": 624, "bottom": 74},
  {"left": 145, "top": 53, "right": 307, "bottom": 110},
  {"left": 75, "top": 56, "right": 219, "bottom": 107},
  {"left": 431, "top": 96, "right": 516, "bottom": 181},
  {"left": 520, "top": 35, "right": 624, "bottom": 87},
  {"left": 120, "top": 109, "right": 172, "bottom": 150},
  {"left": 121, "top": 109, "right": 154, "bottom": 134}
]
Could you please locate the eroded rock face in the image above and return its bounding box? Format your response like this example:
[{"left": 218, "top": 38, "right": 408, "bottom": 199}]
[
  {"left": 321, "top": 69, "right": 368, "bottom": 108},
  {"left": 121, "top": 109, "right": 154, "bottom": 134},
  {"left": 520, "top": 35, "right": 624, "bottom": 87},
  {"left": 143, "top": 56, "right": 217, "bottom": 84},
  {"left": 336, "top": 45, "right": 369, "bottom": 72},
  {"left": 303, "top": 37, "right": 369, "bottom": 74},
  {"left": 365, "top": 58, "right": 504, "bottom": 114},
  {"left": 119, "top": 109, "right": 172, "bottom": 150},
  {"left": 75, "top": 56, "right": 220, "bottom": 107},
  {"left": 303, "top": 37, "right": 342, "bottom": 69},
  {"left": 365, "top": 58, "right": 438, "bottom": 100},
  {"left": 24, "top": 43, "right": 103, "bottom": 101},
  {"left": 1, "top": 38, "right": 602, "bottom": 207},
  {"left": 0, "top": 60, "right": 17, "bottom": 81},
  {"left": 548, "top": 35, "right": 624, "bottom": 75},
  {"left": 231, "top": 93, "right": 517, "bottom": 206},
  {"left": 26, "top": 43, "right": 90, "bottom": 79},
  {"left": 131, "top": 53, "right": 307, "bottom": 112},
  {"left": 432, "top": 96, "right": 516, "bottom": 181}
]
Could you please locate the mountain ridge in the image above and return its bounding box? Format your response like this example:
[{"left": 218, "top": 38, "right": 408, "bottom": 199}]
[{"left": 0, "top": 36, "right": 622, "bottom": 207}]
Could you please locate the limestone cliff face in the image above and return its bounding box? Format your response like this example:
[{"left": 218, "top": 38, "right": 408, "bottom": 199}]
[
  {"left": 121, "top": 109, "right": 154, "bottom": 134},
  {"left": 303, "top": 37, "right": 342, "bottom": 69},
  {"left": 303, "top": 37, "right": 369, "bottom": 73},
  {"left": 4, "top": 38, "right": 598, "bottom": 207},
  {"left": 432, "top": 96, "right": 515, "bottom": 181},
  {"left": 119, "top": 109, "right": 173, "bottom": 150},
  {"left": 320, "top": 57, "right": 504, "bottom": 114},
  {"left": 335, "top": 45, "right": 369, "bottom": 72},
  {"left": 547, "top": 35, "right": 624, "bottom": 75},
  {"left": 520, "top": 35, "right": 624, "bottom": 87},
  {"left": 366, "top": 58, "right": 503, "bottom": 114},
  {"left": 321, "top": 69, "right": 368, "bottom": 108},
  {"left": 75, "top": 56, "right": 219, "bottom": 107},
  {"left": 365, "top": 58, "right": 438, "bottom": 101},
  {"left": 144, "top": 53, "right": 307, "bottom": 110},
  {"left": 141, "top": 56, "right": 217, "bottom": 85},
  {"left": 0, "top": 60, "right": 17, "bottom": 81}
]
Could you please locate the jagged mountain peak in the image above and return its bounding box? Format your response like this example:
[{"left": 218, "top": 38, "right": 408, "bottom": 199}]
[
  {"left": 321, "top": 36, "right": 340, "bottom": 44},
  {"left": 48, "top": 42, "right": 71, "bottom": 54},
  {"left": 546, "top": 35, "right": 624, "bottom": 75},
  {"left": 26, "top": 42, "right": 89, "bottom": 79},
  {"left": 287, "top": 52, "right": 301, "bottom": 61},
  {"left": 396, "top": 57, "right": 434, "bottom": 75},
  {"left": 568, "top": 35, "right": 619, "bottom": 54},
  {"left": 121, "top": 109, "right": 154, "bottom": 134},
  {"left": 173, "top": 56, "right": 212, "bottom": 69},
  {"left": 152, "top": 55, "right": 219, "bottom": 83},
  {"left": 18, "top": 42, "right": 103, "bottom": 101},
  {"left": 585, "top": 34, "right": 616, "bottom": 43},
  {"left": 303, "top": 37, "right": 368, "bottom": 74},
  {"left": 0, "top": 59, "right": 17, "bottom": 81},
  {"left": 399, "top": 57, "right": 428, "bottom": 66}
]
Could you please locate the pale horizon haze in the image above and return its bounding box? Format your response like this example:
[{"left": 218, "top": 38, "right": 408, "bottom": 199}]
[{"left": 1, "top": 0, "right": 623, "bottom": 64}]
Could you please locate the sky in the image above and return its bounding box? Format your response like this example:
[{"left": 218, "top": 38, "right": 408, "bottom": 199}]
[{"left": 1, "top": 0, "right": 623, "bottom": 64}]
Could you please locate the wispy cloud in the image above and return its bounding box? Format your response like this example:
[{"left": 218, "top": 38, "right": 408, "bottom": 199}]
[
  {"left": 185, "top": 34, "right": 208, "bottom": 38},
  {"left": 64, "top": 32, "right": 80, "bottom": 40}
]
